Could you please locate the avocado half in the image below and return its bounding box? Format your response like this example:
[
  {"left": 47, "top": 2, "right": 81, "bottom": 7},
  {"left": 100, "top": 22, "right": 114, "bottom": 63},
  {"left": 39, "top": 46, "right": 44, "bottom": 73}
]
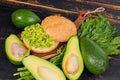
[
  {"left": 5, "top": 34, "right": 29, "bottom": 65},
  {"left": 22, "top": 55, "right": 66, "bottom": 80},
  {"left": 62, "top": 35, "right": 84, "bottom": 80}
]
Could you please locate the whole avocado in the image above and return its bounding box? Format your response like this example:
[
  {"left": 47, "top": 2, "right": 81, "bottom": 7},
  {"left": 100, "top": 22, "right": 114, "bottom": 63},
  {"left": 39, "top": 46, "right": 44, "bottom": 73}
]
[
  {"left": 11, "top": 9, "right": 41, "bottom": 29},
  {"left": 80, "top": 37, "right": 109, "bottom": 75}
]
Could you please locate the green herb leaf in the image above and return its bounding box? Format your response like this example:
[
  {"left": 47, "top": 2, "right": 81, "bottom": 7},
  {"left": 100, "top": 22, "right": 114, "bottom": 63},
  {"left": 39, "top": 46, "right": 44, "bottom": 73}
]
[
  {"left": 78, "top": 14, "right": 120, "bottom": 55},
  {"left": 49, "top": 44, "right": 66, "bottom": 68}
]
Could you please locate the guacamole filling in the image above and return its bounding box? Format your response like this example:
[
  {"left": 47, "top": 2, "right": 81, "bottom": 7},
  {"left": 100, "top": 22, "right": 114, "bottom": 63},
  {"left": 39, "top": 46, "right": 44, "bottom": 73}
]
[{"left": 21, "top": 23, "right": 55, "bottom": 49}]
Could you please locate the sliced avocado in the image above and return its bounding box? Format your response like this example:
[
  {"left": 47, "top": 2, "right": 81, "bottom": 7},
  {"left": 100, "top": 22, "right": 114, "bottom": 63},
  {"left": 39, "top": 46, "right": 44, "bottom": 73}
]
[
  {"left": 80, "top": 37, "right": 109, "bottom": 74},
  {"left": 62, "top": 35, "right": 84, "bottom": 80},
  {"left": 5, "top": 34, "right": 29, "bottom": 65},
  {"left": 22, "top": 55, "right": 66, "bottom": 80}
]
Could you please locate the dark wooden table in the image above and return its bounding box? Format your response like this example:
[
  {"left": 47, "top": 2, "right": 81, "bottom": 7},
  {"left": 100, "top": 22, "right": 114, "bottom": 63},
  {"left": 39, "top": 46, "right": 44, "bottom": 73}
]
[{"left": 0, "top": 0, "right": 120, "bottom": 80}]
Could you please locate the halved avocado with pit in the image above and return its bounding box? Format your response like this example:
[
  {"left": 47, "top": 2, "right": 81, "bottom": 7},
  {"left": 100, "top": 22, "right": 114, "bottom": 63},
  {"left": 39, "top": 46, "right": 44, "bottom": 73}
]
[
  {"left": 22, "top": 55, "right": 66, "bottom": 80},
  {"left": 62, "top": 35, "right": 84, "bottom": 80},
  {"left": 5, "top": 34, "right": 29, "bottom": 65}
]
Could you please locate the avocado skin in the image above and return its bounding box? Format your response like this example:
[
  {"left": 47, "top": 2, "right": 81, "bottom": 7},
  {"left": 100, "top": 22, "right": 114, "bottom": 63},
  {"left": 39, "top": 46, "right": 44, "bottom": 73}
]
[
  {"left": 62, "top": 35, "right": 84, "bottom": 80},
  {"left": 80, "top": 37, "right": 109, "bottom": 75},
  {"left": 11, "top": 9, "right": 41, "bottom": 29},
  {"left": 5, "top": 34, "right": 29, "bottom": 65}
]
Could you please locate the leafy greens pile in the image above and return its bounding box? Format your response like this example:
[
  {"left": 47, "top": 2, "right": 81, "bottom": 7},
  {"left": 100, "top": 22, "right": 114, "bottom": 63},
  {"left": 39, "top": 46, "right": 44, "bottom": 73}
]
[{"left": 78, "top": 14, "right": 120, "bottom": 55}]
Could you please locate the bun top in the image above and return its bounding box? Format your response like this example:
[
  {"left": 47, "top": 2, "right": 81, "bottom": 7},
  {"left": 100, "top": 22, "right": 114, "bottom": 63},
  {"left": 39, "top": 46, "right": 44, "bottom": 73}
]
[{"left": 41, "top": 15, "right": 77, "bottom": 42}]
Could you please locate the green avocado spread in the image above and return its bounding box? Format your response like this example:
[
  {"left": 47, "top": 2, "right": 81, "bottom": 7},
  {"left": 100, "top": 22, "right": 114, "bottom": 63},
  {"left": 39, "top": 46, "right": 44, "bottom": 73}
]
[{"left": 21, "top": 23, "right": 55, "bottom": 48}]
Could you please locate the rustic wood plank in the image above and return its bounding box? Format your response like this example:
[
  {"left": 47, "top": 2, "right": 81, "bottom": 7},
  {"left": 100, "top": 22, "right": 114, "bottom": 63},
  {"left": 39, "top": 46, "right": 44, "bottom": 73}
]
[
  {"left": 8, "top": 0, "right": 79, "bottom": 14},
  {"left": 83, "top": 1, "right": 120, "bottom": 10},
  {"left": 84, "top": 0, "right": 120, "bottom": 6},
  {"left": 0, "top": 0, "right": 120, "bottom": 24}
]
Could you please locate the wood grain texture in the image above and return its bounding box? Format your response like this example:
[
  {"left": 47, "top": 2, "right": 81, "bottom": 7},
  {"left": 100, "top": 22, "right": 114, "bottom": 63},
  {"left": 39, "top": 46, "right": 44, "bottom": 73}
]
[{"left": 0, "top": 0, "right": 120, "bottom": 24}]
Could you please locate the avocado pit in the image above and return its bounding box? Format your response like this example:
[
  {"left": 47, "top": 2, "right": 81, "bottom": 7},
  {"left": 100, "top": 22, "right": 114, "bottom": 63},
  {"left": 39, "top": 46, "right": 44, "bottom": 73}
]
[
  {"left": 66, "top": 54, "right": 79, "bottom": 75},
  {"left": 12, "top": 43, "right": 27, "bottom": 58}
]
